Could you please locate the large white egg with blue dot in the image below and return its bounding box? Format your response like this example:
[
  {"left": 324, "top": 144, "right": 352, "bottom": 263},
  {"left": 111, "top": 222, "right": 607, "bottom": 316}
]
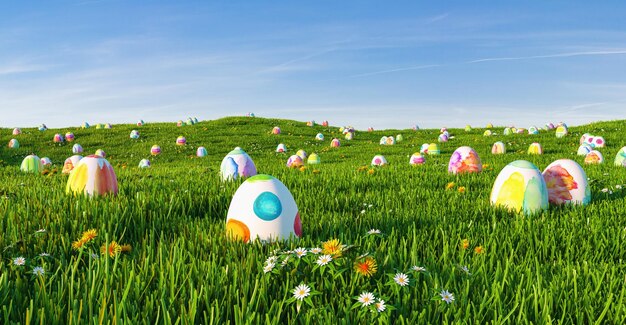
[{"left": 226, "top": 174, "right": 301, "bottom": 243}]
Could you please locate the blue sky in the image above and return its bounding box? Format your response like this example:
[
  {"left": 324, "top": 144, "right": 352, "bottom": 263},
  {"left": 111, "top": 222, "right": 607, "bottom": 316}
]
[{"left": 1, "top": 1, "right": 625, "bottom": 129}]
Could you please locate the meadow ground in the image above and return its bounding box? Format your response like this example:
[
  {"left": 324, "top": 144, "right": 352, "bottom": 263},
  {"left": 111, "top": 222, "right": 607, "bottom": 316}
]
[{"left": 1, "top": 117, "right": 626, "bottom": 324}]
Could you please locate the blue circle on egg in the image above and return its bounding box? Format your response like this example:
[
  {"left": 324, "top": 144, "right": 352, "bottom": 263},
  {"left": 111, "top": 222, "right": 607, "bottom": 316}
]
[{"left": 253, "top": 192, "right": 282, "bottom": 221}]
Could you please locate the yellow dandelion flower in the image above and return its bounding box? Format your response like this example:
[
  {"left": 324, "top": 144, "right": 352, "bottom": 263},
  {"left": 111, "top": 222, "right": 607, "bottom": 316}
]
[
  {"left": 322, "top": 239, "right": 343, "bottom": 258},
  {"left": 72, "top": 239, "right": 86, "bottom": 250},
  {"left": 299, "top": 166, "right": 307, "bottom": 172},
  {"left": 312, "top": 169, "right": 320, "bottom": 174},
  {"left": 354, "top": 257, "right": 377, "bottom": 277},
  {"left": 458, "top": 186, "right": 466, "bottom": 193},
  {"left": 101, "top": 241, "right": 122, "bottom": 258},
  {"left": 80, "top": 229, "right": 97, "bottom": 243},
  {"left": 121, "top": 244, "right": 132, "bottom": 253},
  {"left": 474, "top": 246, "right": 484, "bottom": 255},
  {"left": 446, "top": 182, "right": 455, "bottom": 190},
  {"left": 460, "top": 239, "right": 469, "bottom": 250},
  {"left": 368, "top": 169, "right": 375, "bottom": 175}
]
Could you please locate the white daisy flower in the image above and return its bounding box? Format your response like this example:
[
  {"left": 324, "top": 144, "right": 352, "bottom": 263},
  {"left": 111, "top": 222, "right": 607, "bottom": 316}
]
[
  {"left": 316, "top": 254, "right": 332, "bottom": 266},
  {"left": 294, "top": 247, "right": 307, "bottom": 258},
  {"left": 13, "top": 257, "right": 26, "bottom": 266},
  {"left": 601, "top": 188, "right": 609, "bottom": 193},
  {"left": 367, "top": 229, "right": 381, "bottom": 235},
  {"left": 281, "top": 256, "right": 290, "bottom": 267},
  {"left": 461, "top": 265, "right": 471, "bottom": 275},
  {"left": 616, "top": 185, "right": 623, "bottom": 189},
  {"left": 35, "top": 229, "right": 46, "bottom": 233},
  {"left": 440, "top": 290, "right": 455, "bottom": 304},
  {"left": 375, "top": 299, "right": 386, "bottom": 312},
  {"left": 394, "top": 273, "right": 409, "bottom": 286},
  {"left": 292, "top": 284, "right": 311, "bottom": 301},
  {"left": 412, "top": 265, "right": 426, "bottom": 272},
  {"left": 310, "top": 247, "right": 322, "bottom": 254},
  {"left": 32, "top": 266, "right": 45, "bottom": 276},
  {"left": 360, "top": 210, "right": 366, "bottom": 214},
  {"left": 265, "top": 256, "right": 278, "bottom": 265},
  {"left": 90, "top": 253, "right": 99, "bottom": 259},
  {"left": 39, "top": 252, "right": 50, "bottom": 257},
  {"left": 263, "top": 262, "right": 275, "bottom": 274},
  {"left": 357, "top": 292, "right": 375, "bottom": 306}
]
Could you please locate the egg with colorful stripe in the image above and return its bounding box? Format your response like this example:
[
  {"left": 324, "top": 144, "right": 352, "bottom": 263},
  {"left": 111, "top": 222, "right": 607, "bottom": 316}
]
[
  {"left": 196, "top": 146, "right": 208, "bottom": 157},
  {"left": 528, "top": 126, "right": 539, "bottom": 135},
  {"left": 306, "top": 120, "right": 315, "bottom": 126},
  {"left": 296, "top": 149, "right": 307, "bottom": 160},
  {"left": 66, "top": 155, "right": 118, "bottom": 196},
  {"left": 72, "top": 144, "right": 83, "bottom": 154},
  {"left": 409, "top": 153, "right": 425, "bottom": 165},
  {"left": 286, "top": 155, "right": 303, "bottom": 168},
  {"left": 38, "top": 124, "right": 47, "bottom": 131},
  {"left": 21, "top": 155, "right": 43, "bottom": 173},
  {"left": 528, "top": 143, "right": 543, "bottom": 155},
  {"left": 151, "top": 145, "right": 161, "bottom": 156},
  {"left": 81, "top": 122, "right": 90, "bottom": 129},
  {"left": 62, "top": 155, "right": 83, "bottom": 174},
  {"left": 53, "top": 134, "right": 64, "bottom": 143},
  {"left": 272, "top": 126, "right": 281, "bottom": 135},
  {"left": 137, "top": 120, "right": 144, "bottom": 127},
  {"left": 438, "top": 134, "right": 449, "bottom": 142},
  {"left": 371, "top": 155, "right": 387, "bottom": 166},
  {"left": 585, "top": 135, "right": 605, "bottom": 148},
  {"left": 396, "top": 134, "right": 403, "bottom": 142},
  {"left": 419, "top": 143, "right": 429, "bottom": 154},
  {"left": 40, "top": 157, "right": 52, "bottom": 167},
  {"left": 307, "top": 153, "right": 320, "bottom": 164},
  {"left": 448, "top": 146, "right": 482, "bottom": 174},
  {"left": 344, "top": 132, "right": 354, "bottom": 140},
  {"left": 555, "top": 126, "right": 568, "bottom": 138},
  {"left": 65, "top": 132, "right": 75, "bottom": 142},
  {"left": 226, "top": 174, "right": 301, "bottom": 243},
  {"left": 322, "top": 120, "right": 328, "bottom": 127},
  {"left": 330, "top": 138, "right": 340, "bottom": 147},
  {"left": 584, "top": 150, "right": 603, "bottom": 165},
  {"left": 385, "top": 136, "right": 395, "bottom": 145},
  {"left": 105, "top": 123, "right": 112, "bottom": 129},
  {"left": 465, "top": 125, "right": 472, "bottom": 132},
  {"left": 615, "top": 147, "right": 626, "bottom": 167},
  {"left": 577, "top": 144, "right": 593, "bottom": 156},
  {"left": 490, "top": 160, "right": 549, "bottom": 215},
  {"left": 96, "top": 123, "right": 104, "bottom": 129},
  {"left": 176, "top": 136, "right": 186, "bottom": 146},
  {"left": 492, "top": 141, "right": 506, "bottom": 154},
  {"left": 8, "top": 139, "right": 19, "bottom": 149},
  {"left": 130, "top": 130, "right": 139, "bottom": 139},
  {"left": 542, "top": 159, "right": 590, "bottom": 206},
  {"left": 483, "top": 130, "right": 492, "bottom": 136},
  {"left": 379, "top": 136, "right": 388, "bottom": 145},
  {"left": 138, "top": 159, "right": 151, "bottom": 168},
  {"left": 220, "top": 147, "right": 257, "bottom": 180},
  {"left": 315, "top": 133, "right": 324, "bottom": 141},
  {"left": 12, "top": 128, "right": 21, "bottom": 135},
  {"left": 503, "top": 128, "right": 512, "bottom": 135},
  {"left": 427, "top": 143, "right": 440, "bottom": 155},
  {"left": 94, "top": 149, "right": 106, "bottom": 158},
  {"left": 276, "top": 143, "right": 287, "bottom": 153}
]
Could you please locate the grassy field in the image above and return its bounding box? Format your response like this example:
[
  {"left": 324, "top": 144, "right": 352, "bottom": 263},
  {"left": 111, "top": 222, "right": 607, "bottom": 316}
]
[{"left": 1, "top": 116, "right": 626, "bottom": 324}]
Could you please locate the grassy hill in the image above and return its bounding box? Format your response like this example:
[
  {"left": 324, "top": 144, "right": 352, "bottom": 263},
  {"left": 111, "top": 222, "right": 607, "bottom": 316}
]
[{"left": 1, "top": 116, "right": 626, "bottom": 323}]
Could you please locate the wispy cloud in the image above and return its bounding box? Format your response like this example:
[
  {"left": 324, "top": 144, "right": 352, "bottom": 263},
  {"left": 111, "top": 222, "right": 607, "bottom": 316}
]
[
  {"left": 344, "top": 64, "right": 440, "bottom": 79},
  {"left": 467, "top": 49, "right": 626, "bottom": 63},
  {"left": 0, "top": 62, "right": 52, "bottom": 75}
]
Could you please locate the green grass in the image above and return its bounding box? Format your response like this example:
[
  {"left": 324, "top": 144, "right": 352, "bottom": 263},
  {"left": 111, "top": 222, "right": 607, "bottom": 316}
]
[{"left": 1, "top": 117, "right": 626, "bottom": 324}]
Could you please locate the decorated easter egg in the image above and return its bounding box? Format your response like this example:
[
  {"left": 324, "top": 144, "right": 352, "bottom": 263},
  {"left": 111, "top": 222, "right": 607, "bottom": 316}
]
[
  {"left": 412, "top": 125, "right": 420, "bottom": 131},
  {"left": 226, "top": 174, "right": 301, "bottom": 243},
  {"left": 286, "top": 155, "right": 303, "bottom": 168},
  {"left": 490, "top": 160, "right": 549, "bottom": 214},
  {"left": 546, "top": 123, "right": 555, "bottom": 129},
  {"left": 38, "top": 124, "right": 47, "bottom": 131},
  {"left": 528, "top": 126, "right": 539, "bottom": 135},
  {"left": 511, "top": 127, "right": 518, "bottom": 134},
  {"left": 483, "top": 130, "right": 492, "bottom": 136},
  {"left": 8, "top": 139, "right": 19, "bottom": 149},
  {"left": 577, "top": 144, "right": 593, "bottom": 156},
  {"left": 137, "top": 120, "right": 144, "bottom": 127},
  {"left": 193, "top": 117, "right": 199, "bottom": 123},
  {"left": 307, "top": 153, "right": 320, "bottom": 164},
  {"left": 72, "top": 144, "right": 83, "bottom": 154},
  {"left": 440, "top": 127, "right": 448, "bottom": 133},
  {"left": 315, "top": 133, "right": 324, "bottom": 141},
  {"left": 584, "top": 150, "right": 603, "bottom": 164},
  {"left": 62, "top": 155, "right": 83, "bottom": 174},
  {"left": 379, "top": 136, "right": 388, "bottom": 145},
  {"left": 427, "top": 143, "right": 440, "bottom": 155},
  {"left": 409, "top": 153, "right": 425, "bottom": 165},
  {"left": 322, "top": 120, "right": 329, "bottom": 127},
  {"left": 296, "top": 149, "right": 307, "bottom": 160},
  {"left": 95, "top": 149, "right": 106, "bottom": 158},
  {"left": 65, "top": 132, "right": 75, "bottom": 142},
  {"left": 53, "top": 134, "right": 64, "bottom": 143},
  {"left": 371, "top": 155, "right": 387, "bottom": 166},
  {"left": 276, "top": 143, "right": 287, "bottom": 153},
  {"left": 503, "top": 128, "right": 512, "bottom": 135},
  {"left": 516, "top": 128, "right": 526, "bottom": 134},
  {"left": 420, "top": 143, "right": 430, "bottom": 154},
  {"left": 558, "top": 122, "right": 568, "bottom": 128},
  {"left": 21, "top": 155, "right": 43, "bottom": 173},
  {"left": 221, "top": 147, "right": 257, "bottom": 180},
  {"left": 486, "top": 123, "right": 493, "bottom": 128},
  {"left": 368, "top": 127, "right": 374, "bottom": 132},
  {"left": 105, "top": 123, "right": 112, "bottom": 129},
  {"left": 220, "top": 157, "right": 238, "bottom": 181},
  {"left": 448, "top": 146, "right": 482, "bottom": 174},
  {"left": 66, "top": 155, "right": 118, "bottom": 196},
  {"left": 396, "top": 134, "right": 403, "bottom": 142},
  {"left": 330, "top": 138, "right": 340, "bottom": 147},
  {"left": 586, "top": 136, "right": 605, "bottom": 148},
  {"left": 542, "top": 159, "right": 590, "bottom": 205},
  {"left": 176, "top": 136, "right": 186, "bottom": 145},
  {"left": 138, "top": 159, "right": 151, "bottom": 168},
  {"left": 342, "top": 127, "right": 354, "bottom": 134},
  {"left": 615, "top": 147, "right": 626, "bottom": 167},
  {"left": 385, "top": 136, "right": 395, "bottom": 145},
  {"left": 345, "top": 132, "right": 354, "bottom": 140},
  {"left": 580, "top": 133, "right": 591, "bottom": 145},
  {"left": 442, "top": 131, "right": 450, "bottom": 138},
  {"left": 177, "top": 120, "right": 184, "bottom": 127},
  {"left": 96, "top": 123, "right": 104, "bottom": 129},
  {"left": 196, "top": 146, "right": 208, "bottom": 157},
  {"left": 306, "top": 120, "right": 315, "bottom": 127},
  {"left": 492, "top": 141, "right": 506, "bottom": 154},
  {"left": 130, "top": 130, "right": 140, "bottom": 139},
  {"left": 186, "top": 117, "right": 194, "bottom": 125},
  {"left": 272, "top": 127, "right": 281, "bottom": 135},
  {"left": 246, "top": 112, "right": 255, "bottom": 117},
  {"left": 12, "top": 128, "right": 21, "bottom": 135},
  {"left": 82, "top": 122, "right": 90, "bottom": 129},
  {"left": 40, "top": 157, "right": 52, "bottom": 167},
  {"left": 555, "top": 126, "right": 568, "bottom": 138},
  {"left": 151, "top": 145, "right": 161, "bottom": 156},
  {"left": 438, "top": 134, "right": 449, "bottom": 142},
  {"left": 528, "top": 143, "right": 543, "bottom": 155},
  {"left": 465, "top": 125, "right": 472, "bottom": 132}
]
